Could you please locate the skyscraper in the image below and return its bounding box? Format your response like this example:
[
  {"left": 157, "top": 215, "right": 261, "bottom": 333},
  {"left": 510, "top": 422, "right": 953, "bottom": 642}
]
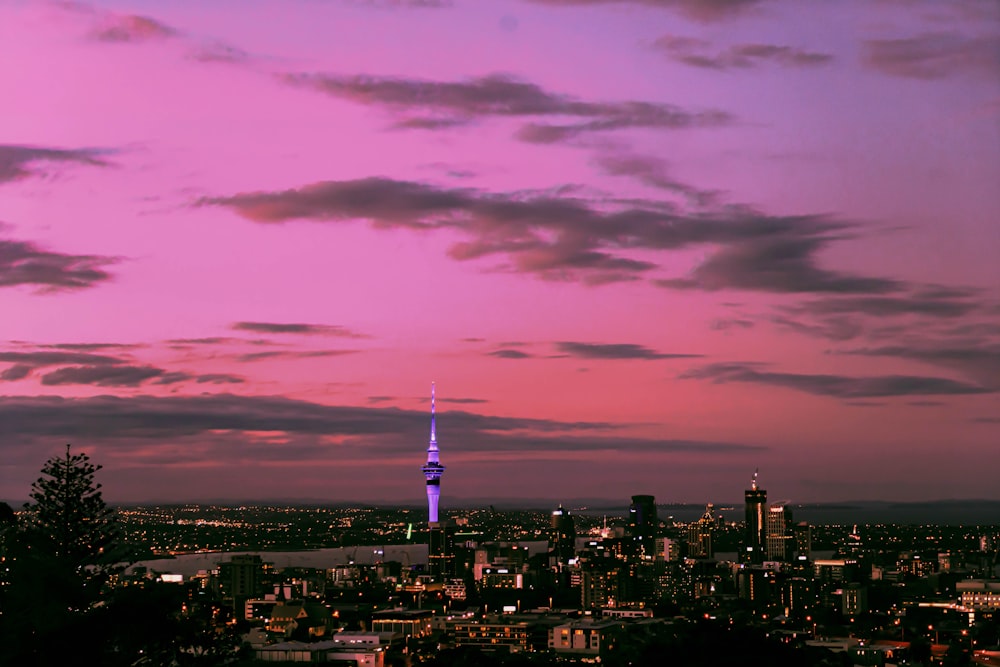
[
  {"left": 686, "top": 503, "right": 717, "bottom": 559},
  {"left": 766, "top": 502, "right": 794, "bottom": 562},
  {"left": 421, "top": 383, "right": 445, "bottom": 525},
  {"left": 627, "top": 495, "right": 658, "bottom": 561},
  {"left": 551, "top": 505, "right": 576, "bottom": 566},
  {"left": 744, "top": 470, "right": 767, "bottom": 563}
]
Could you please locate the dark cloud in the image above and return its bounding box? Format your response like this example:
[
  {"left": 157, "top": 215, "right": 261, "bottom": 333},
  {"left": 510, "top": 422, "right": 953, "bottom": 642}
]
[
  {"left": 0, "top": 144, "right": 112, "bottom": 183},
  {"left": 863, "top": 32, "right": 1000, "bottom": 80},
  {"left": 195, "top": 373, "right": 246, "bottom": 384},
  {"left": 235, "top": 350, "right": 360, "bottom": 363},
  {"left": 656, "top": 233, "right": 901, "bottom": 294},
  {"left": 232, "top": 321, "right": 369, "bottom": 338},
  {"left": 655, "top": 36, "right": 833, "bottom": 69},
  {"left": 189, "top": 42, "right": 252, "bottom": 65},
  {"left": 206, "top": 176, "right": 891, "bottom": 288},
  {"left": 592, "top": 152, "right": 720, "bottom": 205},
  {"left": 0, "top": 365, "right": 33, "bottom": 381},
  {"left": 838, "top": 343, "right": 1000, "bottom": 389},
  {"left": 0, "top": 350, "right": 124, "bottom": 367},
  {"left": 793, "top": 287, "right": 982, "bottom": 319},
  {"left": 280, "top": 72, "right": 731, "bottom": 142},
  {"left": 152, "top": 372, "right": 246, "bottom": 385},
  {"left": 682, "top": 362, "right": 993, "bottom": 398},
  {"left": 973, "top": 416, "right": 1000, "bottom": 424},
  {"left": 768, "top": 313, "right": 865, "bottom": 341},
  {"left": 0, "top": 238, "right": 118, "bottom": 292},
  {"left": 91, "top": 14, "right": 177, "bottom": 43},
  {"left": 40, "top": 365, "right": 166, "bottom": 387},
  {"left": 490, "top": 349, "right": 534, "bottom": 359},
  {"left": 523, "top": 0, "right": 765, "bottom": 22},
  {"left": 711, "top": 318, "right": 754, "bottom": 330},
  {"left": 38, "top": 342, "right": 139, "bottom": 351},
  {"left": 0, "top": 394, "right": 763, "bottom": 457},
  {"left": 556, "top": 341, "right": 701, "bottom": 360}
]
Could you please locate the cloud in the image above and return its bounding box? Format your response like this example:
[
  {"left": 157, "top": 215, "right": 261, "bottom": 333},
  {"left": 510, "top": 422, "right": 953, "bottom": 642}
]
[
  {"left": 863, "top": 32, "right": 1000, "bottom": 80},
  {"left": 232, "top": 321, "right": 369, "bottom": 337},
  {"left": 91, "top": 14, "right": 177, "bottom": 43},
  {"left": 189, "top": 42, "right": 252, "bottom": 65},
  {"left": 40, "top": 364, "right": 167, "bottom": 387},
  {"left": 523, "top": 0, "right": 766, "bottom": 22},
  {"left": 0, "top": 144, "right": 112, "bottom": 183},
  {"left": 0, "top": 346, "right": 244, "bottom": 387},
  {"left": 0, "top": 394, "right": 764, "bottom": 458},
  {"left": 838, "top": 343, "right": 1000, "bottom": 389},
  {"left": 235, "top": 350, "right": 360, "bottom": 363},
  {"left": 711, "top": 318, "right": 754, "bottom": 330},
  {"left": 0, "top": 238, "right": 118, "bottom": 292},
  {"left": 682, "top": 362, "right": 993, "bottom": 398},
  {"left": 0, "top": 365, "right": 33, "bottom": 381},
  {"left": 489, "top": 349, "right": 534, "bottom": 359},
  {"left": 793, "top": 287, "right": 982, "bottom": 319},
  {"left": 556, "top": 341, "right": 701, "bottom": 360},
  {"left": 0, "top": 350, "right": 125, "bottom": 367},
  {"left": 656, "top": 233, "right": 901, "bottom": 294},
  {"left": 280, "top": 72, "right": 731, "bottom": 142},
  {"left": 206, "top": 176, "right": 891, "bottom": 288},
  {"left": 655, "top": 36, "right": 833, "bottom": 69},
  {"left": 592, "top": 152, "right": 720, "bottom": 205}
]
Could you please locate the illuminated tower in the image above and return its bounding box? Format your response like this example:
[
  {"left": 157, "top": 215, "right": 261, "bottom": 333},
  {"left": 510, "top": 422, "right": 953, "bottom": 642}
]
[
  {"left": 743, "top": 470, "right": 767, "bottom": 563},
  {"left": 421, "top": 382, "right": 445, "bottom": 525}
]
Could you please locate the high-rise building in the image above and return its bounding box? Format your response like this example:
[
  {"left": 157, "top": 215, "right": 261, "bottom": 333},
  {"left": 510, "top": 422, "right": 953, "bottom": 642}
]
[
  {"left": 626, "top": 495, "right": 658, "bottom": 561},
  {"left": 794, "top": 521, "right": 812, "bottom": 560},
  {"left": 551, "top": 505, "right": 576, "bottom": 566},
  {"left": 743, "top": 470, "right": 767, "bottom": 563},
  {"left": 686, "top": 503, "right": 717, "bottom": 559},
  {"left": 421, "top": 383, "right": 445, "bottom": 525},
  {"left": 765, "top": 502, "right": 794, "bottom": 562}
]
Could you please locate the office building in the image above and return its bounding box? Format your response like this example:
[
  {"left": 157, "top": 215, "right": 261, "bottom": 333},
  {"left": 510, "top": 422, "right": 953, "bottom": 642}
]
[
  {"left": 766, "top": 503, "right": 794, "bottom": 562},
  {"left": 743, "top": 471, "right": 767, "bottom": 564},
  {"left": 626, "top": 495, "right": 658, "bottom": 561}
]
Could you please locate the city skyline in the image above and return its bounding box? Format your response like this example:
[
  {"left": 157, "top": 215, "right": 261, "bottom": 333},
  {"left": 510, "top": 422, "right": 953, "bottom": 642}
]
[{"left": 0, "top": 1, "right": 998, "bottom": 504}]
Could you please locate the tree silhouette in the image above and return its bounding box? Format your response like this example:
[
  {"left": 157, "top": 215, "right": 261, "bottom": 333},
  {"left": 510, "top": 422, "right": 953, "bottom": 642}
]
[
  {"left": 0, "top": 445, "right": 125, "bottom": 665},
  {"left": 23, "top": 443, "right": 121, "bottom": 569}
]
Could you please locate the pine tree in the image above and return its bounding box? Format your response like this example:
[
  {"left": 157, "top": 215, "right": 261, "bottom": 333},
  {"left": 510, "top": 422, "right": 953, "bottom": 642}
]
[{"left": 23, "top": 443, "right": 121, "bottom": 568}]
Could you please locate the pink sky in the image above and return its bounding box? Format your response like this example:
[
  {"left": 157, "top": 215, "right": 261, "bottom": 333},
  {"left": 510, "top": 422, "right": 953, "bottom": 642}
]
[{"left": 1, "top": 0, "right": 998, "bottom": 505}]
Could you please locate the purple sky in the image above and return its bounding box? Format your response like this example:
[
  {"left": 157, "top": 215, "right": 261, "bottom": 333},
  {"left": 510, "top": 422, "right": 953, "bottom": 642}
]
[{"left": 1, "top": 0, "right": 998, "bottom": 505}]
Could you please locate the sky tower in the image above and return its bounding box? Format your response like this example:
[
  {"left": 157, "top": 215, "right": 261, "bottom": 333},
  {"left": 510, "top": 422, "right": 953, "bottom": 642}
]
[{"left": 421, "top": 382, "right": 445, "bottom": 524}]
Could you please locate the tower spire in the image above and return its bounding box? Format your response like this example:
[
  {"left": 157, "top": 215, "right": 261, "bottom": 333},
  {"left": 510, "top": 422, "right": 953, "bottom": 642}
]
[{"left": 430, "top": 381, "right": 437, "bottom": 450}]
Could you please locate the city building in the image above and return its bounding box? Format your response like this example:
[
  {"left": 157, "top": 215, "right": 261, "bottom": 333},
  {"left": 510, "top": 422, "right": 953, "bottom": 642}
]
[
  {"left": 766, "top": 503, "right": 794, "bottom": 562},
  {"left": 551, "top": 505, "right": 576, "bottom": 566},
  {"left": 549, "top": 619, "right": 622, "bottom": 659},
  {"left": 957, "top": 579, "right": 1000, "bottom": 612},
  {"left": 686, "top": 503, "right": 717, "bottom": 559},
  {"left": 626, "top": 495, "right": 658, "bottom": 561},
  {"left": 743, "top": 471, "right": 767, "bottom": 564},
  {"left": 218, "top": 554, "right": 266, "bottom": 608}
]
